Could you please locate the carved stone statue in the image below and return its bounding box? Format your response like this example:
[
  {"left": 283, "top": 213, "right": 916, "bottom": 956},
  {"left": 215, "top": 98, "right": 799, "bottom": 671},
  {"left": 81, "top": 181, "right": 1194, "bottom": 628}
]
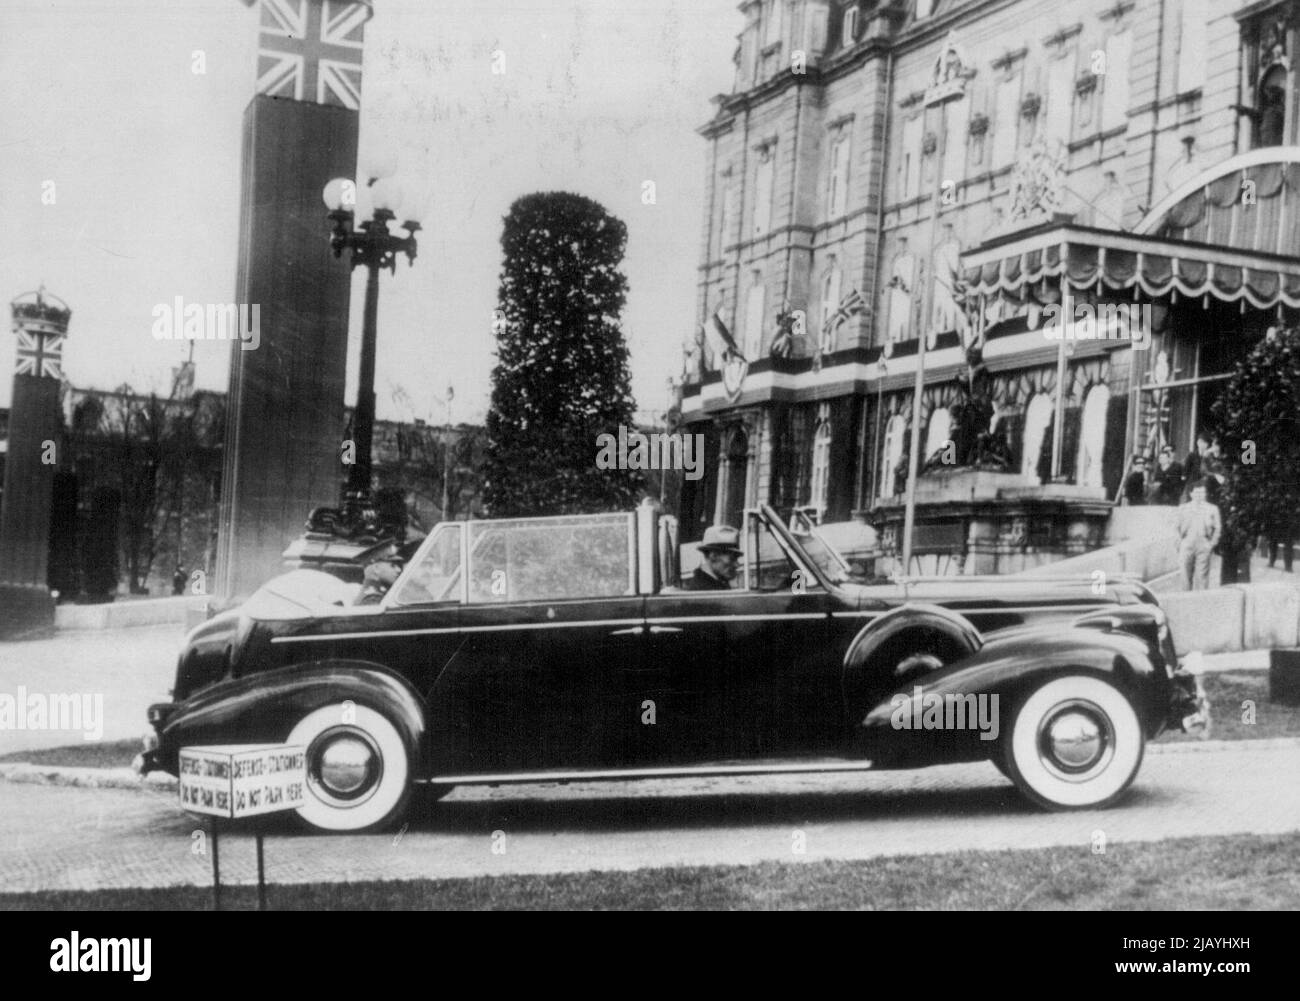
[{"left": 925, "top": 345, "right": 1013, "bottom": 473}]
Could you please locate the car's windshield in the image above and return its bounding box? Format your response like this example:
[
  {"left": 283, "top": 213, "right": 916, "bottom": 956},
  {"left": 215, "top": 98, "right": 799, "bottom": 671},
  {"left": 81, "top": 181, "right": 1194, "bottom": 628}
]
[
  {"left": 388, "top": 523, "right": 463, "bottom": 606},
  {"left": 784, "top": 508, "right": 851, "bottom": 584}
]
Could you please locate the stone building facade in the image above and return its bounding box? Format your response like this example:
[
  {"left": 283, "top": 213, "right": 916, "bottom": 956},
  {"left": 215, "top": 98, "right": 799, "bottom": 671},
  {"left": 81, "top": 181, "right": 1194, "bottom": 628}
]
[{"left": 679, "top": 0, "right": 1300, "bottom": 567}]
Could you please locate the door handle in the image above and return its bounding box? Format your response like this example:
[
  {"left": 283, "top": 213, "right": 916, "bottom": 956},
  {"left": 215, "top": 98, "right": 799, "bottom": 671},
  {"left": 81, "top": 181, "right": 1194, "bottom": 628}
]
[
  {"left": 648, "top": 625, "right": 682, "bottom": 634},
  {"left": 609, "top": 626, "right": 644, "bottom": 636}
]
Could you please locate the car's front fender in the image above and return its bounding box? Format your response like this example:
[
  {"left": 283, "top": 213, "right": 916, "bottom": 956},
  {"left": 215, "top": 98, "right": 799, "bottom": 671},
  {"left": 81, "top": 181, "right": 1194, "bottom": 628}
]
[
  {"left": 841, "top": 603, "right": 984, "bottom": 717},
  {"left": 154, "top": 661, "right": 427, "bottom": 776},
  {"left": 856, "top": 626, "right": 1166, "bottom": 767}
]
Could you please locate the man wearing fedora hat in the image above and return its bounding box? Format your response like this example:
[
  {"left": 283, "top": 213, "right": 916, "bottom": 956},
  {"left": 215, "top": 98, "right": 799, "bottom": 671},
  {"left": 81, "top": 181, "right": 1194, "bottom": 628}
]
[{"left": 684, "top": 525, "right": 743, "bottom": 591}]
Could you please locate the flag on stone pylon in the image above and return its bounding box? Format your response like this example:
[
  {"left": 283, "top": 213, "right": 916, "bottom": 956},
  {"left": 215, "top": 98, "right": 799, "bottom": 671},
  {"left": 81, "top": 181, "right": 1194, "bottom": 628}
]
[
  {"left": 254, "top": 0, "right": 371, "bottom": 109},
  {"left": 14, "top": 329, "right": 63, "bottom": 380}
]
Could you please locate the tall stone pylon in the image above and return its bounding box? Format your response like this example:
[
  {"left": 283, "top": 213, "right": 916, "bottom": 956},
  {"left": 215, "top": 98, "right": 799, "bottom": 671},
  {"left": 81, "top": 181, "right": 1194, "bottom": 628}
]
[
  {"left": 0, "top": 289, "right": 70, "bottom": 639},
  {"left": 215, "top": 0, "right": 372, "bottom": 602}
]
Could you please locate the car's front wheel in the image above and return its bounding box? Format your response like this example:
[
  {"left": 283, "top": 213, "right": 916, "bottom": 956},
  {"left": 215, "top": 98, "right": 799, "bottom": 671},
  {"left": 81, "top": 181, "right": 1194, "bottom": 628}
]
[
  {"left": 287, "top": 703, "right": 412, "bottom": 833},
  {"left": 1001, "top": 676, "right": 1144, "bottom": 810}
]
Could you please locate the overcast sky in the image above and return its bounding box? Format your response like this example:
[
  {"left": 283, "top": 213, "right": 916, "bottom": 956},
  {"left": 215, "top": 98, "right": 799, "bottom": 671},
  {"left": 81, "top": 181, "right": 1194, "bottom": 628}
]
[{"left": 0, "top": 0, "right": 737, "bottom": 424}]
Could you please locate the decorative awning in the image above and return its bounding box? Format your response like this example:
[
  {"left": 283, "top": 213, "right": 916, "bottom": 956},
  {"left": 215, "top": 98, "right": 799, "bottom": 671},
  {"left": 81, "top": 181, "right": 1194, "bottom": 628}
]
[
  {"left": 962, "top": 222, "right": 1300, "bottom": 310},
  {"left": 963, "top": 150, "right": 1300, "bottom": 311}
]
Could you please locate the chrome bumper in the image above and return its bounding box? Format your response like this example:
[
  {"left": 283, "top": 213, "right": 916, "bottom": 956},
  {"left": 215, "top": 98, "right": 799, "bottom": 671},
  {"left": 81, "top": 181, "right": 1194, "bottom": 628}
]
[{"left": 1173, "top": 666, "right": 1212, "bottom": 739}]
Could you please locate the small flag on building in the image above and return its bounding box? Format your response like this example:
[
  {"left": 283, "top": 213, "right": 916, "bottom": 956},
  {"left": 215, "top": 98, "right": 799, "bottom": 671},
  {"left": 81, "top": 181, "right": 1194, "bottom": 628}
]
[
  {"left": 701, "top": 308, "right": 742, "bottom": 366},
  {"left": 830, "top": 287, "right": 867, "bottom": 327}
]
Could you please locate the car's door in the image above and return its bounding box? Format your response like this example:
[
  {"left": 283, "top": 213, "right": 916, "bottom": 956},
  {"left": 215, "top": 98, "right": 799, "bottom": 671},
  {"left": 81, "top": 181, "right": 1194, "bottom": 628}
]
[
  {"left": 372, "top": 524, "right": 467, "bottom": 698},
  {"left": 424, "top": 514, "right": 645, "bottom": 775},
  {"left": 637, "top": 513, "right": 843, "bottom": 764}
]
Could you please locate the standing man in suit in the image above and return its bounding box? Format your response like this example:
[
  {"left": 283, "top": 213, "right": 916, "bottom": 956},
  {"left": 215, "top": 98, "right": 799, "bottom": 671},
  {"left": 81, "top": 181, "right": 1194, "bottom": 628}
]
[
  {"left": 1178, "top": 480, "right": 1221, "bottom": 590},
  {"left": 1122, "top": 454, "right": 1148, "bottom": 506},
  {"left": 1151, "top": 445, "right": 1184, "bottom": 505},
  {"left": 683, "top": 525, "right": 743, "bottom": 591},
  {"left": 1181, "top": 433, "right": 1213, "bottom": 501}
]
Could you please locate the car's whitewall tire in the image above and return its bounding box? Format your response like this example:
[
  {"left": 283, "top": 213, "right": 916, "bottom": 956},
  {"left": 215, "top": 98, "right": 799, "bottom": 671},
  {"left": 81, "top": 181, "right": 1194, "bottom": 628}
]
[
  {"left": 287, "top": 703, "right": 411, "bottom": 833},
  {"left": 1002, "top": 676, "right": 1144, "bottom": 810}
]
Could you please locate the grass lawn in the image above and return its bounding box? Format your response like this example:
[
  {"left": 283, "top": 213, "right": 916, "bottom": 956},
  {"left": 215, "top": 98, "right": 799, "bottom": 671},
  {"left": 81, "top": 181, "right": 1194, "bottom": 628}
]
[
  {"left": 2, "top": 832, "right": 1298, "bottom": 910},
  {"left": 1157, "top": 672, "right": 1300, "bottom": 742},
  {"left": 0, "top": 738, "right": 141, "bottom": 769}
]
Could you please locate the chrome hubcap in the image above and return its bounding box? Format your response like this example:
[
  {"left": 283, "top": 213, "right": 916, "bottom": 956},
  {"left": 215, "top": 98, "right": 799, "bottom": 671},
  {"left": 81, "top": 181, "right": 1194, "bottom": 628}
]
[
  {"left": 1037, "top": 700, "right": 1114, "bottom": 780},
  {"left": 310, "top": 729, "right": 381, "bottom": 801},
  {"left": 1048, "top": 712, "right": 1103, "bottom": 768}
]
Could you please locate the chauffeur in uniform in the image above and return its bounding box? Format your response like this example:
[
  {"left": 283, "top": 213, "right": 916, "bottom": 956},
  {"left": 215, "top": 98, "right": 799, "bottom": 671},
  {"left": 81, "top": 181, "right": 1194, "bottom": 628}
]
[{"left": 683, "top": 525, "right": 743, "bottom": 591}]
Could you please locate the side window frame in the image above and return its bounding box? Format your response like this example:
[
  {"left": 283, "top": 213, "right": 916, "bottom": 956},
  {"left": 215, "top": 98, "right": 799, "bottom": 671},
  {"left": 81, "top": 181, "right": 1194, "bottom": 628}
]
[{"left": 464, "top": 513, "right": 637, "bottom": 605}]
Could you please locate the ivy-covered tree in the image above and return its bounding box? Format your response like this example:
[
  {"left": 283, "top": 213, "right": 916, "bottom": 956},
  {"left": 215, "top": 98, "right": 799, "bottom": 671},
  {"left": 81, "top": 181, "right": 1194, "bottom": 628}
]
[
  {"left": 484, "top": 192, "right": 642, "bottom": 516},
  {"left": 1212, "top": 326, "right": 1300, "bottom": 578}
]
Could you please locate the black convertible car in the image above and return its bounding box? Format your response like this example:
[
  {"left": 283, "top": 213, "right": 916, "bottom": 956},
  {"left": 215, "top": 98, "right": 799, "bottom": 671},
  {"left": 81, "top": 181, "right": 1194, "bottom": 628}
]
[{"left": 138, "top": 502, "right": 1209, "bottom": 832}]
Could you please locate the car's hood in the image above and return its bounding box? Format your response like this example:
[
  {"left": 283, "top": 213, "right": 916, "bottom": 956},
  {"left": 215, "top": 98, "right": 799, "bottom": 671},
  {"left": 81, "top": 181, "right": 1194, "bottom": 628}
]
[{"left": 239, "top": 569, "right": 363, "bottom": 620}]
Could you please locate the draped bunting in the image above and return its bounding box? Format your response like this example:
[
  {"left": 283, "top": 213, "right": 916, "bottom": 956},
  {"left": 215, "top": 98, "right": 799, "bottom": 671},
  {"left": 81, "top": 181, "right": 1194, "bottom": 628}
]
[
  {"left": 964, "top": 245, "right": 1300, "bottom": 308},
  {"left": 964, "top": 154, "right": 1300, "bottom": 311}
]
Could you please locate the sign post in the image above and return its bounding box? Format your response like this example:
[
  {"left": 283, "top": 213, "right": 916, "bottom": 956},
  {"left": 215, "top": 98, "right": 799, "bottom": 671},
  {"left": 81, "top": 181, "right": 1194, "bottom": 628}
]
[{"left": 178, "top": 744, "right": 307, "bottom": 910}]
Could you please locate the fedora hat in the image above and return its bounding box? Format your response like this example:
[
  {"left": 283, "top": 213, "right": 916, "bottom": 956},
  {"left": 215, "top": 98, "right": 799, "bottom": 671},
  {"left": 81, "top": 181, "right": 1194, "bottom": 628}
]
[{"left": 698, "top": 525, "right": 743, "bottom": 556}]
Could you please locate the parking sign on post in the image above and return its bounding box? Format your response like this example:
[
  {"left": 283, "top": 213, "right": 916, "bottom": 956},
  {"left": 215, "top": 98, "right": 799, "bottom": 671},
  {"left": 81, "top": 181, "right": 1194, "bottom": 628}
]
[
  {"left": 178, "top": 744, "right": 307, "bottom": 819},
  {"left": 178, "top": 744, "right": 307, "bottom": 911}
]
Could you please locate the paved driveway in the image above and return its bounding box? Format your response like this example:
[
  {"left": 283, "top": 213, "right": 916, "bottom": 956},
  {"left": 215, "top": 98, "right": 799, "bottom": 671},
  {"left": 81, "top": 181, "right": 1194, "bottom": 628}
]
[
  {"left": 1, "top": 740, "right": 1297, "bottom": 893},
  {"left": 0, "top": 625, "right": 182, "bottom": 755}
]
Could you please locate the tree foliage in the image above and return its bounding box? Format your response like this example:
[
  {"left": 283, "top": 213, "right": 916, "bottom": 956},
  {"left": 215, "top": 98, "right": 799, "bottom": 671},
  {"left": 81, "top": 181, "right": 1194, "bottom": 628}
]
[
  {"left": 1212, "top": 327, "right": 1300, "bottom": 545},
  {"left": 484, "top": 192, "right": 642, "bottom": 516},
  {"left": 81, "top": 485, "right": 121, "bottom": 601}
]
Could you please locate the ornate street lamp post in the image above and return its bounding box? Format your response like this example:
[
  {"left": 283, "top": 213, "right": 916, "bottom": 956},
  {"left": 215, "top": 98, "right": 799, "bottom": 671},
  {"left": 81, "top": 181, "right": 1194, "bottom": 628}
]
[
  {"left": 282, "top": 173, "right": 421, "bottom": 580},
  {"left": 324, "top": 175, "right": 420, "bottom": 527}
]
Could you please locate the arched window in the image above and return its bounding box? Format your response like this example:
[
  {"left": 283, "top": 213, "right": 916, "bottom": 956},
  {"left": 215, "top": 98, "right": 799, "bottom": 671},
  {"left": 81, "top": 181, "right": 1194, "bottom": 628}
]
[
  {"left": 744, "top": 271, "right": 766, "bottom": 360},
  {"left": 1259, "top": 64, "right": 1287, "bottom": 147},
  {"left": 809, "top": 411, "right": 832, "bottom": 515},
  {"left": 1176, "top": 0, "right": 1207, "bottom": 94},
  {"left": 925, "top": 407, "right": 952, "bottom": 463},
  {"left": 753, "top": 145, "right": 775, "bottom": 236},
  {"left": 1022, "top": 394, "right": 1053, "bottom": 483},
  {"left": 1076, "top": 384, "right": 1111, "bottom": 488},
  {"left": 841, "top": 5, "right": 858, "bottom": 48},
  {"left": 880, "top": 414, "right": 906, "bottom": 499},
  {"left": 764, "top": 0, "right": 784, "bottom": 47},
  {"left": 720, "top": 425, "right": 750, "bottom": 527},
  {"left": 819, "top": 264, "right": 842, "bottom": 353},
  {"left": 1101, "top": 31, "right": 1132, "bottom": 130},
  {"left": 827, "top": 130, "right": 851, "bottom": 218}
]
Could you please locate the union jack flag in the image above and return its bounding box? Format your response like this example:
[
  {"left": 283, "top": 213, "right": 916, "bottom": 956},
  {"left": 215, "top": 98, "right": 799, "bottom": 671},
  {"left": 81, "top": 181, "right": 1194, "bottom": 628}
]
[
  {"left": 827, "top": 287, "right": 867, "bottom": 329},
  {"left": 255, "top": 0, "right": 370, "bottom": 110},
  {"left": 14, "top": 329, "right": 64, "bottom": 380}
]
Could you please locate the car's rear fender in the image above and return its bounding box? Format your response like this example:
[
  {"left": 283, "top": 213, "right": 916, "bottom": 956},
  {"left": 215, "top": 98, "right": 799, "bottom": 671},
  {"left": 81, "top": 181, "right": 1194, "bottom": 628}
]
[
  {"left": 154, "top": 661, "right": 427, "bottom": 777},
  {"left": 856, "top": 627, "right": 1165, "bottom": 766}
]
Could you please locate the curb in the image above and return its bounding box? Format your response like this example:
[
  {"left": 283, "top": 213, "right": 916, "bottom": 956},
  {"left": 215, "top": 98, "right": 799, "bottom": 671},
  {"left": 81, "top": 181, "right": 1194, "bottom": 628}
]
[
  {"left": 1149, "top": 736, "right": 1300, "bottom": 754},
  {"left": 0, "top": 762, "right": 177, "bottom": 792},
  {"left": 1198, "top": 650, "right": 1270, "bottom": 672}
]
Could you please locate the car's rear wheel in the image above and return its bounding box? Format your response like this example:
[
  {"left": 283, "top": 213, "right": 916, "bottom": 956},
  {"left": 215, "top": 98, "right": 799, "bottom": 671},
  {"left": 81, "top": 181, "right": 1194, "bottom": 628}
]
[
  {"left": 1001, "top": 676, "right": 1144, "bottom": 811},
  {"left": 287, "top": 703, "right": 412, "bottom": 833}
]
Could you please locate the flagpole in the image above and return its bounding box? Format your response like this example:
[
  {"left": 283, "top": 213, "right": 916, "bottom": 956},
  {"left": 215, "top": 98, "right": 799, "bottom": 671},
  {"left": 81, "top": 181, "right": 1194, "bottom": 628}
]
[{"left": 901, "top": 108, "right": 952, "bottom": 578}]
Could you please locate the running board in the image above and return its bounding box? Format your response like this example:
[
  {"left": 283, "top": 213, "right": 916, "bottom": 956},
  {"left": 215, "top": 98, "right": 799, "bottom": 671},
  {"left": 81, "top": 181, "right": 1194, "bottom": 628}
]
[{"left": 424, "top": 759, "right": 877, "bottom": 787}]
